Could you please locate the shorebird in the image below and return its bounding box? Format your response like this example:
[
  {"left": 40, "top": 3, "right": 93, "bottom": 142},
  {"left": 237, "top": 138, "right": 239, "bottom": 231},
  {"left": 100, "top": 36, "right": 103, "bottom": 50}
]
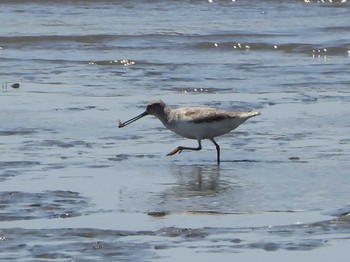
[{"left": 118, "top": 99, "right": 260, "bottom": 165}]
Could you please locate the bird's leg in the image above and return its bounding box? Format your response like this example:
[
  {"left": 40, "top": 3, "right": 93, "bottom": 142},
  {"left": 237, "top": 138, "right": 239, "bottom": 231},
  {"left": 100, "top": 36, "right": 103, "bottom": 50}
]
[
  {"left": 167, "top": 140, "right": 202, "bottom": 156},
  {"left": 209, "top": 138, "right": 220, "bottom": 165}
]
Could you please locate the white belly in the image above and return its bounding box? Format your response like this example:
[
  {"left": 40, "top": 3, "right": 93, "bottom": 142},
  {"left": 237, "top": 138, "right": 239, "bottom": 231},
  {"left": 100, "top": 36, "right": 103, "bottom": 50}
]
[{"left": 166, "top": 119, "right": 242, "bottom": 140}]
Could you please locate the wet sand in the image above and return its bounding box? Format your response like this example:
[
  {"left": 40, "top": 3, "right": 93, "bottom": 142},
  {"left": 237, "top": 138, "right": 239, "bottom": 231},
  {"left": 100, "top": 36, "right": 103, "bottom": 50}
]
[
  {"left": 2, "top": 0, "right": 350, "bottom": 260},
  {"left": 1, "top": 84, "right": 350, "bottom": 261}
]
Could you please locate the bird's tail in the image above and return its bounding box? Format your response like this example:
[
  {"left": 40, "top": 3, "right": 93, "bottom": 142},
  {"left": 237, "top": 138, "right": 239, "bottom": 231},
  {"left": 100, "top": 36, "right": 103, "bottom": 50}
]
[{"left": 240, "top": 110, "right": 261, "bottom": 119}]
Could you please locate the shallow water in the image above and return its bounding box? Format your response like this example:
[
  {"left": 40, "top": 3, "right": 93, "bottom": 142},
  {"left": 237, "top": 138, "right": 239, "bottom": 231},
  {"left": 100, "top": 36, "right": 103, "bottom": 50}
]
[{"left": 1, "top": 0, "right": 350, "bottom": 261}]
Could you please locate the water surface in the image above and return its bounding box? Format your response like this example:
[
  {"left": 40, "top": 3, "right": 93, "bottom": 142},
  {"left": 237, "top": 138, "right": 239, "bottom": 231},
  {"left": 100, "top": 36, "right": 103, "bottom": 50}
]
[{"left": 1, "top": 0, "right": 350, "bottom": 261}]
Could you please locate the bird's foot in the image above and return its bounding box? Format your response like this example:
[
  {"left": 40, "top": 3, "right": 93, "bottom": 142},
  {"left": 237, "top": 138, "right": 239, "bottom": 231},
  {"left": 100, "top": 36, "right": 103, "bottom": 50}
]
[{"left": 166, "top": 147, "right": 183, "bottom": 156}]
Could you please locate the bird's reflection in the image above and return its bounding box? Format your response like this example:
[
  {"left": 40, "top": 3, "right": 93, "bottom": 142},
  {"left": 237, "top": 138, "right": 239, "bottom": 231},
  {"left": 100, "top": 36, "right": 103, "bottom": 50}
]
[
  {"left": 149, "top": 164, "right": 237, "bottom": 215},
  {"left": 166, "top": 164, "right": 224, "bottom": 198}
]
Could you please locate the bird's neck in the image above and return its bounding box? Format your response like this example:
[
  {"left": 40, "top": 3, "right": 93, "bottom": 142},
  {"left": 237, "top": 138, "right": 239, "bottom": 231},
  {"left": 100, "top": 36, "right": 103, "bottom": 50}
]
[{"left": 155, "top": 107, "right": 172, "bottom": 126}]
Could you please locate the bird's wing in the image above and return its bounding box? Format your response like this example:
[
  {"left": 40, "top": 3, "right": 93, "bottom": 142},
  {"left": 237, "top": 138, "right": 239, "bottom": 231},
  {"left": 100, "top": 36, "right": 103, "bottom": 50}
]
[{"left": 181, "top": 107, "right": 230, "bottom": 123}]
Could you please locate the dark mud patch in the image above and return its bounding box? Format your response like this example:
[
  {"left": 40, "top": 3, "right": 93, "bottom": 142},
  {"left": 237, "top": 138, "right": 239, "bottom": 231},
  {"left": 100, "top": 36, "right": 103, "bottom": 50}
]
[
  {"left": 0, "top": 216, "right": 350, "bottom": 261},
  {"left": 23, "top": 139, "right": 93, "bottom": 149},
  {"left": 38, "top": 139, "right": 92, "bottom": 148},
  {"left": 55, "top": 105, "right": 107, "bottom": 112},
  {"left": 0, "top": 161, "right": 41, "bottom": 169},
  {"left": 0, "top": 130, "right": 36, "bottom": 136},
  {"left": 0, "top": 191, "right": 90, "bottom": 221},
  {"left": 0, "top": 226, "right": 207, "bottom": 261},
  {"left": 221, "top": 159, "right": 260, "bottom": 163},
  {"left": 0, "top": 227, "right": 156, "bottom": 262},
  {"left": 108, "top": 154, "right": 157, "bottom": 162},
  {"left": 0, "top": 162, "right": 41, "bottom": 182}
]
